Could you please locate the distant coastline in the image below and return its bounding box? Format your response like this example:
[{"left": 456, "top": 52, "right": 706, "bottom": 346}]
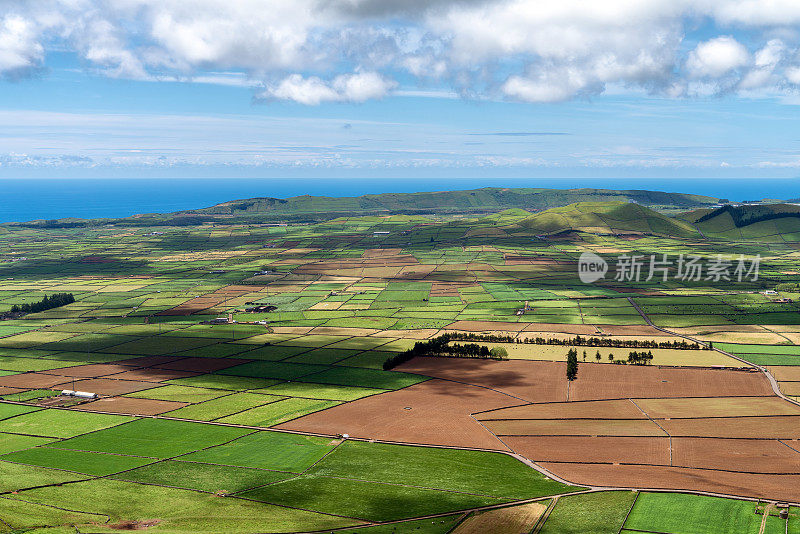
[{"left": 1, "top": 177, "right": 798, "bottom": 224}]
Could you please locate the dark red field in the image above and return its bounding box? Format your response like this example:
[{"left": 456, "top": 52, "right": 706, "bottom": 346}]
[{"left": 284, "top": 357, "right": 800, "bottom": 502}]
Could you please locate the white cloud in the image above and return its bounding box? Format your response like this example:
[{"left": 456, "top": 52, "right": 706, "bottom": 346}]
[
  {"left": 686, "top": 36, "right": 750, "bottom": 79},
  {"left": 0, "top": 14, "right": 43, "bottom": 77},
  {"left": 786, "top": 66, "right": 800, "bottom": 85},
  {"left": 259, "top": 71, "right": 396, "bottom": 104},
  {"left": 6, "top": 1, "right": 800, "bottom": 102}
]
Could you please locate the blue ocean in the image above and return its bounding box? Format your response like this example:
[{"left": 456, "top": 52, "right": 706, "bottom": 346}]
[{"left": 0, "top": 178, "right": 798, "bottom": 223}]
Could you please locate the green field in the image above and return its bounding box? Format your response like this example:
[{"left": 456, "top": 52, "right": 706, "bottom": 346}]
[
  {"left": 50, "top": 418, "right": 252, "bottom": 457},
  {"left": 0, "top": 194, "right": 798, "bottom": 532},
  {"left": 539, "top": 491, "right": 636, "bottom": 534},
  {"left": 623, "top": 493, "right": 766, "bottom": 534}
]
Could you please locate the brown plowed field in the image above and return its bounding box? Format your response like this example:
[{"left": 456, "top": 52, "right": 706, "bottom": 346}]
[
  {"left": 153, "top": 357, "right": 253, "bottom": 373},
  {"left": 671, "top": 438, "right": 800, "bottom": 473},
  {"left": 478, "top": 399, "right": 646, "bottom": 420},
  {"left": 109, "top": 356, "right": 183, "bottom": 367},
  {"left": 633, "top": 396, "right": 800, "bottom": 419},
  {"left": 568, "top": 365, "right": 771, "bottom": 401},
  {"left": 107, "top": 369, "right": 200, "bottom": 382},
  {"left": 779, "top": 382, "right": 800, "bottom": 396},
  {"left": 283, "top": 356, "right": 800, "bottom": 502},
  {"left": 0, "top": 386, "right": 25, "bottom": 395},
  {"left": 503, "top": 436, "right": 670, "bottom": 465},
  {"left": 481, "top": 418, "right": 666, "bottom": 437},
  {"left": 768, "top": 366, "right": 800, "bottom": 381},
  {"left": 63, "top": 378, "right": 159, "bottom": 395},
  {"left": 275, "top": 379, "right": 522, "bottom": 450},
  {"left": 659, "top": 416, "right": 800, "bottom": 439},
  {"left": 538, "top": 462, "right": 800, "bottom": 502},
  {"left": 0, "top": 373, "right": 70, "bottom": 389},
  {"left": 39, "top": 363, "right": 140, "bottom": 378},
  {"left": 396, "top": 359, "right": 566, "bottom": 402},
  {"left": 396, "top": 358, "right": 772, "bottom": 402},
  {"left": 78, "top": 396, "right": 189, "bottom": 415}
]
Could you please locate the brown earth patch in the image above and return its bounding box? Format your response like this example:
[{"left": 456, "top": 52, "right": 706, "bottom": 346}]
[
  {"left": 672, "top": 438, "right": 800, "bottom": 473},
  {"left": 447, "top": 320, "right": 527, "bottom": 332},
  {"left": 396, "top": 358, "right": 772, "bottom": 403},
  {"left": 633, "top": 396, "right": 800, "bottom": 419},
  {"left": 538, "top": 462, "right": 800, "bottom": 502},
  {"left": 659, "top": 416, "right": 800, "bottom": 439},
  {"left": 568, "top": 364, "right": 772, "bottom": 401},
  {"left": 481, "top": 418, "right": 666, "bottom": 437},
  {"left": 779, "top": 382, "right": 800, "bottom": 396},
  {"left": 153, "top": 357, "right": 252, "bottom": 373},
  {"left": 79, "top": 397, "right": 188, "bottom": 415},
  {"left": 276, "top": 379, "right": 522, "bottom": 450},
  {"left": 108, "top": 356, "right": 184, "bottom": 367},
  {"left": 769, "top": 367, "right": 800, "bottom": 382},
  {"left": 108, "top": 369, "right": 201, "bottom": 382},
  {"left": 505, "top": 436, "right": 670, "bottom": 465},
  {"left": 0, "top": 373, "right": 69, "bottom": 389},
  {"left": 62, "top": 378, "right": 159, "bottom": 395},
  {"left": 594, "top": 325, "right": 677, "bottom": 337},
  {"left": 39, "top": 363, "right": 140, "bottom": 378},
  {"left": 396, "top": 358, "right": 566, "bottom": 403},
  {"left": 520, "top": 323, "right": 602, "bottom": 335},
  {"left": 477, "top": 399, "right": 647, "bottom": 420},
  {"left": 0, "top": 386, "right": 25, "bottom": 395}
]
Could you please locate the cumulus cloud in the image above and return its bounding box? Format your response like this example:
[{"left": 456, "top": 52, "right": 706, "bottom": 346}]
[
  {"left": 258, "top": 71, "right": 396, "bottom": 104},
  {"left": 0, "top": 14, "right": 43, "bottom": 78},
  {"left": 686, "top": 36, "right": 750, "bottom": 79},
  {"left": 6, "top": 1, "right": 800, "bottom": 102}
]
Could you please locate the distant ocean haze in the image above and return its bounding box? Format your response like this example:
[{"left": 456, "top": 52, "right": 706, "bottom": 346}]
[{"left": 0, "top": 178, "right": 798, "bottom": 223}]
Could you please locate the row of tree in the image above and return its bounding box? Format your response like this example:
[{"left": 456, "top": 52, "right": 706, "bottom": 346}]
[
  {"left": 696, "top": 204, "right": 800, "bottom": 228},
  {"left": 447, "top": 331, "right": 704, "bottom": 350},
  {"left": 626, "top": 350, "right": 654, "bottom": 365},
  {"left": 10, "top": 293, "right": 75, "bottom": 314},
  {"left": 383, "top": 334, "right": 508, "bottom": 370},
  {"left": 566, "top": 348, "right": 578, "bottom": 381}
]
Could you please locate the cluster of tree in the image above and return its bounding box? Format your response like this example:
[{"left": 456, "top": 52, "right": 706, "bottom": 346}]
[
  {"left": 626, "top": 350, "right": 654, "bottom": 365},
  {"left": 447, "top": 332, "right": 703, "bottom": 350},
  {"left": 383, "top": 334, "right": 508, "bottom": 370},
  {"left": 10, "top": 293, "right": 75, "bottom": 314},
  {"left": 566, "top": 348, "right": 578, "bottom": 381},
  {"left": 696, "top": 204, "right": 800, "bottom": 228},
  {"left": 18, "top": 220, "right": 88, "bottom": 229}
]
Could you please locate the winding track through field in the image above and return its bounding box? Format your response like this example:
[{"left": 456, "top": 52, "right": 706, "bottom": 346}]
[
  {"left": 626, "top": 296, "right": 800, "bottom": 409},
  {"left": 3, "top": 305, "right": 800, "bottom": 531}
]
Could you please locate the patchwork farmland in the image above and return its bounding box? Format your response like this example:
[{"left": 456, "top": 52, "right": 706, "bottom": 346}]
[{"left": 2, "top": 197, "right": 800, "bottom": 532}]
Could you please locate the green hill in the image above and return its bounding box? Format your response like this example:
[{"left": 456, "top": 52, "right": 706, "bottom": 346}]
[
  {"left": 679, "top": 203, "right": 800, "bottom": 241},
  {"left": 183, "top": 187, "right": 717, "bottom": 218},
  {"left": 510, "top": 201, "right": 700, "bottom": 237}
]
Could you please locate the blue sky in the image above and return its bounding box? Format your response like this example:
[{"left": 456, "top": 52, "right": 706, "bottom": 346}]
[{"left": 1, "top": 1, "right": 800, "bottom": 180}]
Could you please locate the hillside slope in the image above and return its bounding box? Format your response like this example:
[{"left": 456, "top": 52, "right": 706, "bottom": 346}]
[
  {"left": 679, "top": 203, "right": 800, "bottom": 241},
  {"left": 183, "top": 187, "right": 718, "bottom": 217},
  {"left": 510, "top": 201, "right": 700, "bottom": 237}
]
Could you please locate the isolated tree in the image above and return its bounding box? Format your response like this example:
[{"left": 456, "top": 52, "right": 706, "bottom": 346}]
[
  {"left": 566, "top": 348, "right": 578, "bottom": 381},
  {"left": 595, "top": 351, "right": 601, "bottom": 362},
  {"left": 582, "top": 350, "right": 587, "bottom": 362},
  {"left": 490, "top": 347, "right": 508, "bottom": 360},
  {"left": 608, "top": 353, "right": 614, "bottom": 362}
]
